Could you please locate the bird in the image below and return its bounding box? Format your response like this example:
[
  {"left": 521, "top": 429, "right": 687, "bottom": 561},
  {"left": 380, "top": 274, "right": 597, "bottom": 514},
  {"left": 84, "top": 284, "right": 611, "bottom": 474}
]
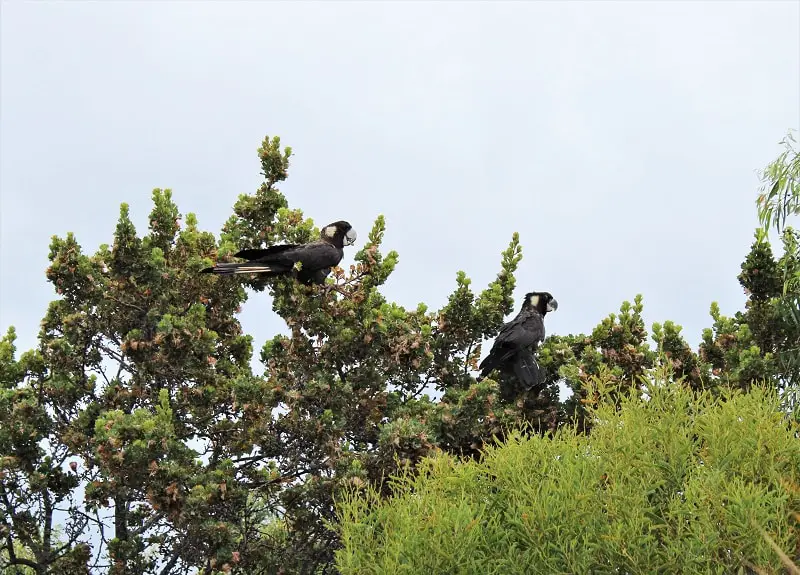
[
  {"left": 476, "top": 291, "right": 558, "bottom": 396},
  {"left": 201, "top": 220, "right": 357, "bottom": 286}
]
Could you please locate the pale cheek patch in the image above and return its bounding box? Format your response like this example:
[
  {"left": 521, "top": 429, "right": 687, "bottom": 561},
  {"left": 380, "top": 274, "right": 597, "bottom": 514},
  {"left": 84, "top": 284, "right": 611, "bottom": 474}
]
[
  {"left": 528, "top": 295, "right": 540, "bottom": 308},
  {"left": 324, "top": 226, "right": 337, "bottom": 238}
]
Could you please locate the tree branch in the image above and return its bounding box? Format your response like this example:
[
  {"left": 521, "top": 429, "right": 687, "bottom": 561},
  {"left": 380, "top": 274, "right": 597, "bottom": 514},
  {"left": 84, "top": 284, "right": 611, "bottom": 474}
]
[
  {"left": 463, "top": 342, "right": 474, "bottom": 375},
  {"left": 43, "top": 488, "right": 53, "bottom": 562},
  {"left": 404, "top": 374, "right": 432, "bottom": 404},
  {"left": 158, "top": 548, "right": 182, "bottom": 575},
  {"left": 0, "top": 485, "right": 39, "bottom": 558},
  {"left": 50, "top": 514, "right": 89, "bottom": 561},
  {"left": 6, "top": 553, "right": 40, "bottom": 572}
]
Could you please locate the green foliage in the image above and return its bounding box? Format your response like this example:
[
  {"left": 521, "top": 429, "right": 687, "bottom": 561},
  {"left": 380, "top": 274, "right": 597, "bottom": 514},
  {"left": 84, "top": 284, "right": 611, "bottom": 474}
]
[
  {"left": 3, "top": 130, "right": 798, "bottom": 574},
  {"left": 695, "top": 229, "right": 800, "bottom": 400},
  {"left": 554, "top": 294, "right": 658, "bottom": 433},
  {"left": 239, "top": 196, "right": 528, "bottom": 571},
  {"left": 1, "top": 133, "right": 532, "bottom": 573},
  {"left": 756, "top": 129, "right": 800, "bottom": 396},
  {"left": 3, "top": 179, "right": 261, "bottom": 573},
  {"left": 758, "top": 130, "right": 800, "bottom": 235},
  {"left": 0, "top": 327, "right": 92, "bottom": 574},
  {"left": 335, "top": 380, "right": 800, "bottom": 574}
]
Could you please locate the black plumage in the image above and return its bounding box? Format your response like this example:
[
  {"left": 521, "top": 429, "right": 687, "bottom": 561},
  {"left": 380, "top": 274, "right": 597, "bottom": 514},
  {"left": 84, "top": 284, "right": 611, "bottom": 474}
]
[
  {"left": 201, "top": 220, "right": 357, "bottom": 285},
  {"left": 476, "top": 291, "right": 558, "bottom": 395}
]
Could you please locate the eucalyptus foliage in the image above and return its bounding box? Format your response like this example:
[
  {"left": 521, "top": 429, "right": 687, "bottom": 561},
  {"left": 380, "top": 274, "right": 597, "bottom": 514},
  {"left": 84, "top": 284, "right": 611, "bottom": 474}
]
[{"left": 756, "top": 129, "right": 800, "bottom": 401}]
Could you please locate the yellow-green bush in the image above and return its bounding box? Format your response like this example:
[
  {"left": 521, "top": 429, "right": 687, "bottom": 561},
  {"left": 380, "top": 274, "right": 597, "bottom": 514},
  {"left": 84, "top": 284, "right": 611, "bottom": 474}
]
[{"left": 335, "top": 383, "right": 800, "bottom": 574}]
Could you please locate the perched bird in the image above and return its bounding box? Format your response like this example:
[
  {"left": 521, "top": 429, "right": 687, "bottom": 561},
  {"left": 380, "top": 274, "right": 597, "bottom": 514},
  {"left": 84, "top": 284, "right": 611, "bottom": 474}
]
[
  {"left": 476, "top": 291, "right": 558, "bottom": 395},
  {"left": 201, "top": 220, "right": 357, "bottom": 286}
]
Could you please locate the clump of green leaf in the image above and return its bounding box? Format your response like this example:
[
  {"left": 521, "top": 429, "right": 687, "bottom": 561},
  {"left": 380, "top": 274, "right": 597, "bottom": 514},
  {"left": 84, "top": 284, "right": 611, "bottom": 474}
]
[
  {"left": 756, "top": 129, "right": 800, "bottom": 395},
  {"left": 335, "top": 378, "right": 800, "bottom": 574}
]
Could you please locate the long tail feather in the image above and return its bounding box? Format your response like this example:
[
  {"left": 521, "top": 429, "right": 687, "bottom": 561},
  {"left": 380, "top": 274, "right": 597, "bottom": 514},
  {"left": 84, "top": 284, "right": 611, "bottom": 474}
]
[
  {"left": 512, "top": 350, "right": 542, "bottom": 391},
  {"left": 200, "top": 262, "right": 288, "bottom": 276},
  {"left": 477, "top": 356, "right": 500, "bottom": 381}
]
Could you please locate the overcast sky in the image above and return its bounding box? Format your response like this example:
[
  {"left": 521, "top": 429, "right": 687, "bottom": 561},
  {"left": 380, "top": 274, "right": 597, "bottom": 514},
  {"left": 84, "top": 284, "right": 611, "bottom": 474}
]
[{"left": 2, "top": 1, "right": 799, "bottom": 366}]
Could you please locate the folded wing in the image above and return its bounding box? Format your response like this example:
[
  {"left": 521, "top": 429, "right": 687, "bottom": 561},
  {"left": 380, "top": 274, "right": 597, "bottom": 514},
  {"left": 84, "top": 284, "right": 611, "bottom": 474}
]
[{"left": 201, "top": 241, "right": 342, "bottom": 280}]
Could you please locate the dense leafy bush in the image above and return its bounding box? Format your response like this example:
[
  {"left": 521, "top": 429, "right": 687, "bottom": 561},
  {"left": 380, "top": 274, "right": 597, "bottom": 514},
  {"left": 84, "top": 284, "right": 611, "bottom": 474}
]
[{"left": 335, "top": 377, "right": 800, "bottom": 574}]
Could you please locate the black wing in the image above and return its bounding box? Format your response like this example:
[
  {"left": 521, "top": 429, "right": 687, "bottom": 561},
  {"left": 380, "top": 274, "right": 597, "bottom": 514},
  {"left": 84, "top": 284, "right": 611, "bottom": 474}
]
[
  {"left": 494, "top": 311, "right": 544, "bottom": 349},
  {"left": 238, "top": 241, "right": 341, "bottom": 271},
  {"left": 288, "top": 242, "right": 343, "bottom": 271},
  {"left": 202, "top": 241, "right": 342, "bottom": 277},
  {"left": 233, "top": 245, "right": 299, "bottom": 261}
]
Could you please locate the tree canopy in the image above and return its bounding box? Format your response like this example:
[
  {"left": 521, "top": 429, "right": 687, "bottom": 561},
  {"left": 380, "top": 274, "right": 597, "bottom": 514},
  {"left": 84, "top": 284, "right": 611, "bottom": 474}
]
[{"left": 2, "top": 131, "right": 799, "bottom": 574}]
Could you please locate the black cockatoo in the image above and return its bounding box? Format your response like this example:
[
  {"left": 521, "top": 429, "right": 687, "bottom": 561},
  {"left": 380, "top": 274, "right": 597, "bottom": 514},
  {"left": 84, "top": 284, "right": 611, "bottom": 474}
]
[
  {"left": 476, "top": 291, "right": 558, "bottom": 395},
  {"left": 201, "top": 220, "right": 357, "bottom": 286}
]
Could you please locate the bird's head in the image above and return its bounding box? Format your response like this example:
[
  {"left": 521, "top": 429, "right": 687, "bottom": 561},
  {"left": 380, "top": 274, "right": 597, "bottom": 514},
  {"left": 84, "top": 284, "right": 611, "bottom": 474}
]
[
  {"left": 523, "top": 291, "right": 558, "bottom": 315},
  {"left": 321, "top": 221, "right": 357, "bottom": 248}
]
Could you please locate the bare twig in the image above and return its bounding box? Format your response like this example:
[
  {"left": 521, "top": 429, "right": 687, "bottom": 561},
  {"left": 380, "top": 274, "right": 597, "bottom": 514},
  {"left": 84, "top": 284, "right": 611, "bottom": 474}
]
[
  {"left": 404, "top": 374, "right": 432, "bottom": 404},
  {"left": 50, "top": 514, "right": 89, "bottom": 560},
  {"left": 463, "top": 342, "right": 474, "bottom": 375},
  {"left": 131, "top": 511, "right": 165, "bottom": 537}
]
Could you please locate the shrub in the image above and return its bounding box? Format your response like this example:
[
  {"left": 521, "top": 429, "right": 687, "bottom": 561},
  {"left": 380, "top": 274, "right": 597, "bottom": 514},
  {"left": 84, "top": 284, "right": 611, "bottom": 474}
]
[{"left": 335, "top": 379, "right": 800, "bottom": 574}]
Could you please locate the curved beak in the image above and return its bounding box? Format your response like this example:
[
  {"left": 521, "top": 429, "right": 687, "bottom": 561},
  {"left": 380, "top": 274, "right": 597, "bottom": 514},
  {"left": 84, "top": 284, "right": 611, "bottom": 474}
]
[
  {"left": 344, "top": 228, "right": 357, "bottom": 246},
  {"left": 547, "top": 298, "right": 558, "bottom": 312}
]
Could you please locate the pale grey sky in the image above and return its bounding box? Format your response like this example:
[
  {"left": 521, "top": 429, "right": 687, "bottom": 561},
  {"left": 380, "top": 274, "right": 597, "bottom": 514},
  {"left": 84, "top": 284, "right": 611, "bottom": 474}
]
[{"left": 2, "top": 1, "right": 799, "bottom": 362}]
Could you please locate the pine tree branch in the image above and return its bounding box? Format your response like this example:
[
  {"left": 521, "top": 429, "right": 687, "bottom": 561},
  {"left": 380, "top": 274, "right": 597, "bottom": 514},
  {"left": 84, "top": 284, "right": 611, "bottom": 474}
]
[{"left": 4, "top": 515, "right": 41, "bottom": 572}]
